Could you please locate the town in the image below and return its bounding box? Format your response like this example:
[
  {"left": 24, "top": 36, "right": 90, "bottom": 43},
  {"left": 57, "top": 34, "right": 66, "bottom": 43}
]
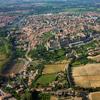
[{"left": 0, "top": 0, "right": 100, "bottom": 100}]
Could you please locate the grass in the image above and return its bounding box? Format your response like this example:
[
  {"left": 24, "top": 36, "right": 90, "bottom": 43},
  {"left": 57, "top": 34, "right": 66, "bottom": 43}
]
[
  {"left": 42, "top": 60, "right": 69, "bottom": 74},
  {"left": 43, "top": 64, "right": 66, "bottom": 74},
  {"left": 34, "top": 60, "right": 69, "bottom": 87},
  {"left": 36, "top": 74, "right": 56, "bottom": 86}
]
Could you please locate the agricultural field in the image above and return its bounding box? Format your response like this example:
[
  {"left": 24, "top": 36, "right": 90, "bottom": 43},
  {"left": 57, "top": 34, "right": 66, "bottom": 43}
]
[
  {"left": 35, "top": 73, "right": 57, "bottom": 86},
  {"left": 50, "top": 96, "right": 58, "bottom": 100},
  {"left": 88, "top": 55, "right": 100, "bottom": 63},
  {"left": 42, "top": 60, "right": 69, "bottom": 74},
  {"left": 72, "top": 63, "right": 100, "bottom": 88},
  {"left": 89, "top": 92, "right": 100, "bottom": 100}
]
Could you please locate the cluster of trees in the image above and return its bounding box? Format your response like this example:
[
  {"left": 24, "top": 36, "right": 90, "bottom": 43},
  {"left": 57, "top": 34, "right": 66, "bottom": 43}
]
[
  {"left": 21, "top": 90, "right": 50, "bottom": 100},
  {"left": 0, "top": 27, "right": 8, "bottom": 37},
  {"left": 0, "top": 38, "right": 12, "bottom": 55},
  {"left": 29, "top": 44, "right": 66, "bottom": 63},
  {"left": 72, "top": 56, "right": 91, "bottom": 67},
  {"left": 15, "top": 48, "right": 26, "bottom": 58}
]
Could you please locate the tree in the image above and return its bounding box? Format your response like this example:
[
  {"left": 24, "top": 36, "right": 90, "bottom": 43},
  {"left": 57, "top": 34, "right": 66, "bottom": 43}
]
[
  {"left": 21, "top": 91, "right": 32, "bottom": 100},
  {"left": 39, "top": 93, "right": 51, "bottom": 100}
]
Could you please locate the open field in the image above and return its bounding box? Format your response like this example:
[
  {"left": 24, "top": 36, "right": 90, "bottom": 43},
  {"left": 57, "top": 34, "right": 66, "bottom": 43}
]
[
  {"left": 72, "top": 63, "right": 100, "bottom": 88},
  {"left": 50, "top": 96, "right": 58, "bottom": 100},
  {"left": 42, "top": 60, "right": 69, "bottom": 74},
  {"left": 88, "top": 55, "right": 100, "bottom": 62},
  {"left": 89, "top": 92, "right": 100, "bottom": 100},
  {"left": 36, "top": 74, "right": 56, "bottom": 86}
]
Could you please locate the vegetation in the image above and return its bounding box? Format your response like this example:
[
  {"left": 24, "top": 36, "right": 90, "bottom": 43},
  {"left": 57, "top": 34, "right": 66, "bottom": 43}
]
[
  {"left": 0, "top": 38, "right": 13, "bottom": 72},
  {"left": 88, "top": 55, "right": 100, "bottom": 63},
  {"left": 4, "top": 86, "right": 20, "bottom": 100},
  {"left": 71, "top": 40, "right": 99, "bottom": 67},
  {"left": 35, "top": 74, "right": 56, "bottom": 87},
  {"left": 41, "top": 31, "right": 55, "bottom": 43},
  {"left": 72, "top": 41, "right": 98, "bottom": 57},
  {"left": 0, "top": 0, "right": 99, "bottom": 15},
  {"left": 71, "top": 57, "right": 94, "bottom": 67},
  {"left": 29, "top": 44, "right": 66, "bottom": 63},
  {"left": 0, "top": 0, "right": 100, "bottom": 99},
  {"left": 39, "top": 93, "right": 51, "bottom": 100},
  {"left": 0, "top": 27, "right": 8, "bottom": 37},
  {"left": 27, "top": 61, "right": 44, "bottom": 71},
  {"left": 21, "top": 90, "right": 33, "bottom": 100},
  {"left": 15, "top": 48, "right": 26, "bottom": 58},
  {"left": 43, "top": 62, "right": 67, "bottom": 74}
]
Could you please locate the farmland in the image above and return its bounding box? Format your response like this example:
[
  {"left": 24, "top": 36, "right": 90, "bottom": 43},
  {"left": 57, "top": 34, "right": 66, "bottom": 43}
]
[
  {"left": 34, "top": 59, "right": 69, "bottom": 88},
  {"left": 50, "top": 96, "right": 58, "bottom": 100},
  {"left": 42, "top": 60, "right": 69, "bottom": 74},
  {"left": 72, "top": 63, "right": 100, "bottom": 88},
  {"left": 89, "top": 92, "right": 100, "bottom": 100}
]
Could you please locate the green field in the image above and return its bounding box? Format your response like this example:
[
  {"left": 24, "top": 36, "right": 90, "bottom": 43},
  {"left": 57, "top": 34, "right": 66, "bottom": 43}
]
[{"left": 36, "top": 74, "right": 56, "bottom": 86}]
